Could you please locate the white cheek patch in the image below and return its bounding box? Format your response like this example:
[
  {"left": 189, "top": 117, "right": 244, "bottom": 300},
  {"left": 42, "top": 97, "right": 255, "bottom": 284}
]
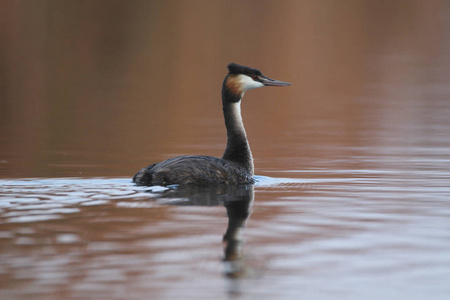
[{"left": 238, "top": 75, "right": 264, "bottom": 91}]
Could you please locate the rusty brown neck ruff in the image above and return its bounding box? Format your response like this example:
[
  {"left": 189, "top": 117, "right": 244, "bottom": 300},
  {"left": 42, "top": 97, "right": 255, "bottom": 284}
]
[{"left": 221, "top": 74, "right": 254, "bottom": 175}]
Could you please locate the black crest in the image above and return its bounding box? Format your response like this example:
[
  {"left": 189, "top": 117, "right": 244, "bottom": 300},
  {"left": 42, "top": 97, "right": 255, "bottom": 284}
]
[{"left": 227, "top": 63, "right": 263, "bottom": 77}]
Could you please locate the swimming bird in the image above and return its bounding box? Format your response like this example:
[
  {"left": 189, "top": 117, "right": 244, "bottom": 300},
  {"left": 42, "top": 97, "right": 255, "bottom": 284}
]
[{"left": 133, "top": 63, "right": 291, "bottom": 186}]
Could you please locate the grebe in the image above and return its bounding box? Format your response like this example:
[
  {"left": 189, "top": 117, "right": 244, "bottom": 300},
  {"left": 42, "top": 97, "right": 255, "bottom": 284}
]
[{"left": 133, "top": 63, "right": 291, "bottom": 186}]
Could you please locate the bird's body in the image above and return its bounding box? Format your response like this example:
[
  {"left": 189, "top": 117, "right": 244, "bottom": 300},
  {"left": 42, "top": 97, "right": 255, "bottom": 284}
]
[
  {"left": 133, "top": 155, "right": 253, "bottom": 186},
  {"left": 133, "top": 63, "right": 290, "bottom": 186}
]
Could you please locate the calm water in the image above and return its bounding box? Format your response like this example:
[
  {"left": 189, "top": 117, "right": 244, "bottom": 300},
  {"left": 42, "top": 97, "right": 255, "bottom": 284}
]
[
  {"left": 1, "top": 169, "right": 450, "bottom": 299},
  {"left": 2, "top": 1, "right": 450, "bottom": 299}
]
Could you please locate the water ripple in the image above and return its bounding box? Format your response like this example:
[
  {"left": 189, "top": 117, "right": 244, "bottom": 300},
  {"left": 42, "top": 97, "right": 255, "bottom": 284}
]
[{"left": 0, "top": 178, "right": 147, "bottom": 223}]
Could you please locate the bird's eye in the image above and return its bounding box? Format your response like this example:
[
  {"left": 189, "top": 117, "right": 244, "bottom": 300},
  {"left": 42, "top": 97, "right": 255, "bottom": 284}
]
[{"left": 252, "top": 76, "right": 258, "bottom": 81}]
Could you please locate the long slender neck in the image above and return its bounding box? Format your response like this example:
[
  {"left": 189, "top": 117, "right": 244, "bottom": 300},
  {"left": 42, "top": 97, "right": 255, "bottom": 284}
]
[{"left": 221, "top": 81, "right": 254, "bottom": 175}]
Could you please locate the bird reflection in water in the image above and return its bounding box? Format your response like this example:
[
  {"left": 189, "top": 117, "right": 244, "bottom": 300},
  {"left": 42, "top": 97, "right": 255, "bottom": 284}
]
[
  {"left": 222, "top": 187, "right": 253, "bottom": 279},
  {"left": 154, "top": 184, "right": 254, "bottom": 279}
]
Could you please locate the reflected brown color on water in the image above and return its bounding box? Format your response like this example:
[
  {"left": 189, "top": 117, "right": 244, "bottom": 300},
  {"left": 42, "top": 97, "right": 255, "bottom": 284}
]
[
  {"left": 1, "top": 0, "right": 448, "bottom": 178},
  {"left": 1, "top": 1, "right": 450, "bottom": 299}
]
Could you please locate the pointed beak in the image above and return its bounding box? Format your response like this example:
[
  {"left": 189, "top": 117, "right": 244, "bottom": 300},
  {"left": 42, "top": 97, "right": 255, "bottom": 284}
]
[{"left": 260, "top": 76, "right": 291, "bottom": 87}]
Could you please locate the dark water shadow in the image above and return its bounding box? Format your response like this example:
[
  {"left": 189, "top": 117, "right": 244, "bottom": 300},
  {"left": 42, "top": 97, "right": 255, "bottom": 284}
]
[{"left": 149, "top": 184, "right": 255, "bottom": 281}]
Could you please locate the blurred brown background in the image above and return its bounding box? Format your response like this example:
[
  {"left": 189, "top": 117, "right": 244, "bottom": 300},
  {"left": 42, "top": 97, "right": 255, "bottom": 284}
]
[{"left": 1, "top": 0, "right": 449, "bottom": 178}]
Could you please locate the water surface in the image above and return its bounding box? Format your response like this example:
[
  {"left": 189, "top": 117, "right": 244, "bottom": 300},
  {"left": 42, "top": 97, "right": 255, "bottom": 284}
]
[
  {"left": 1, "top": 165, "right": 449, "bottom": 299},
  {"left": 1, "top": 1, "right": 450, "bottom": 299}
]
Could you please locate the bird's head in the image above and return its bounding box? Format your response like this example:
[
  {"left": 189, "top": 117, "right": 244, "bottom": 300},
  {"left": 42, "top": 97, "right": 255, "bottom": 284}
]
[{"left": 224, "top": 63, "right": 291, "bottom": 100}]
